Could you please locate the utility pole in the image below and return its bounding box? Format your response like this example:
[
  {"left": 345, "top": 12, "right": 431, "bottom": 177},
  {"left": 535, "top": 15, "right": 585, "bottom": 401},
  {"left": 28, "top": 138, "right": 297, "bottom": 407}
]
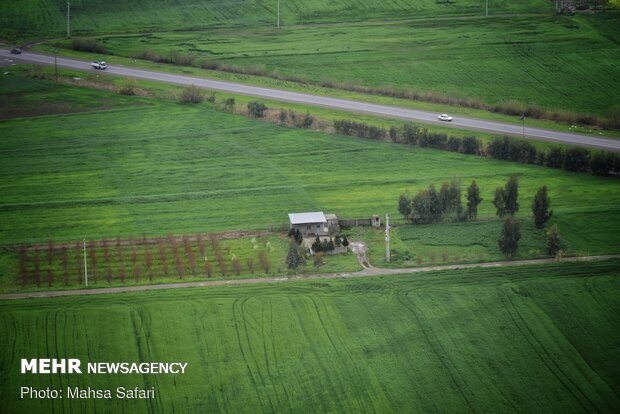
[
  {"left": 67, "top": 2, "right": 71, "bottom": 38},
  {"left": 277, "top": 0, "right": 280, "bottom": 29},
  {"left": 385, "top": 214, "right": 390, "bottom": 262},
  {"left": 486, "top": 0, "right": 488, "bottom": 17},
  {"left": 520, "top": 114, "right": 526, "bottom": 138},
  {"left": 54, "top": 51, "right": 58, "bottom": 82},
  {"left": 83, "top": 238, "right": 88, "bottom": 287}
]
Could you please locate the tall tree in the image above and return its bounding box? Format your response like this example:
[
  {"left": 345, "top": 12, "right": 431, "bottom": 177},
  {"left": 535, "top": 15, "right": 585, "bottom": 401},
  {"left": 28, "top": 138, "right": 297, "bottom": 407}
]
[
  {"left": 493, "top": 187, "right": 507, "bottom": 217},
  {"left": 466, "top": 180, "right": 483, "bottom": 220},
  {"left": 546, "top": 224, "right": 561, "bottom": 257},
  {"left": 532, "top": 186, "right": 552, "bottom": 228},
  {"left": 498, "top": 216, "right": 521, "bottom": 257},
  {"left": 398, "top": 192, "right": 412, "bottom": 220},
  {"left": 504, "top": 175, "right": 519, "bottom": 215},
  {"left": 286, "top": 241, "right": 306, "bottom": 270}
]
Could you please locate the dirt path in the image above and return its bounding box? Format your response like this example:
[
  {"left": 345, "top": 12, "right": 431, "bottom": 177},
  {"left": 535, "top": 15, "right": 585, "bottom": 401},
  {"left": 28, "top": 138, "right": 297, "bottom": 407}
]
[
  {"left": 349, "top": 241, "right": 372, "bottom": 268},
  {"left": 1, "top": 254, "right": 618, "bottom": 301}
]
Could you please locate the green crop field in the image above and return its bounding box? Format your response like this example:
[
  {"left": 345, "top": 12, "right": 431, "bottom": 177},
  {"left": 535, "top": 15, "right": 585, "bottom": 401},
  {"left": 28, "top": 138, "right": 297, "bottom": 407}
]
[
  {"left": 5, "top": 1, "right": 619, "bottom": 118},
  {"left": 1, "top": 260, "right": 619, "bottom": 413},
  {"left": 94, "top": 12, "right": 620, "bottom": 117},
  {"left": 0, "top": 0, "right": 551, "bottom": 39},
  {"left": 1, "top": 76, "right": 619, "bottom": 255}
]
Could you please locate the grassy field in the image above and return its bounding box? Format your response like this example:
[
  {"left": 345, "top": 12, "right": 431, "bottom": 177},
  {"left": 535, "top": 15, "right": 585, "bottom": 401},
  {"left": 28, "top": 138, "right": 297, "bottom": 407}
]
[
  {"left": 1, "top": 76, "right": 619, "bottom": 252},
  {"left": 0, "top": 0, "right": 552, "bottom": 39},
  {"left": 1, "top": 259, "right": 619, "bottom": 413},
  {"left": 92, "top": 12, "right": 620, "bottom": 118}
]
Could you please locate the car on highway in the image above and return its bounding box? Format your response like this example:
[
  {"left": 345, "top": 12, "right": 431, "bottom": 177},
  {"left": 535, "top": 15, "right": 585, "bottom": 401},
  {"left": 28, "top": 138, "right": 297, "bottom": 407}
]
[
  {"left": 91, "top": 61, "right": 107, "bottom": 70},
  {"left": 438, "top": 114, "right": 453, "bottom": 122},
  {"left": 10, "top": 47, "right": 22, "bottom": 55}
]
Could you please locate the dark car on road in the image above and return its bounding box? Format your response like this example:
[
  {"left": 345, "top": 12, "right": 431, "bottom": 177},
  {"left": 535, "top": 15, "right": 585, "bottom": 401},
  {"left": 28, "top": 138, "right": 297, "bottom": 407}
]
[{"left": 10, "top": 47, "right": 22, "bottom": 54}]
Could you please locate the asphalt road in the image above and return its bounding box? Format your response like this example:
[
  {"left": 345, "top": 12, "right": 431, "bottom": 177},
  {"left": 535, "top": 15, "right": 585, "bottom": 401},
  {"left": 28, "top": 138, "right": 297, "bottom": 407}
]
[{"left": 2, "top": 49, "right": 619, "bottom": 151}]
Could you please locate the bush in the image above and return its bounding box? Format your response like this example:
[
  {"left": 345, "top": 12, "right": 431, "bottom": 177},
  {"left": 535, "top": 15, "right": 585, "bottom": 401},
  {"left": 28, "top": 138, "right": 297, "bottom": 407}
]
[
  {"left": 563, "top": 147, "right": 590, "bottom": 172},
  {"left": 119, "top": 79, "right": 138, "bottom": 96},
  {"left": 179, "top": 85, "right": 204, "bottom": 104},
  {"left": 71, "top": 37, "right": 108, "bottom": 54},
  {"left": 224, "top": 98, "right": 236, "bottom": 111},
  {"left": 248, "top": 101, "right": 267, "bottom": 118}
]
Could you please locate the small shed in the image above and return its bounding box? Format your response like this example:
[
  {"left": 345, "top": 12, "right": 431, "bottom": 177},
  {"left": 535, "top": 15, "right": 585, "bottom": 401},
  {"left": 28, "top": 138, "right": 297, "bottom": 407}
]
[
  {"left": 324, "top": 214, "right": 340, "bottom": 235},
  {"left": 289, "top": 212, "right": 339, "bottom": 236}
]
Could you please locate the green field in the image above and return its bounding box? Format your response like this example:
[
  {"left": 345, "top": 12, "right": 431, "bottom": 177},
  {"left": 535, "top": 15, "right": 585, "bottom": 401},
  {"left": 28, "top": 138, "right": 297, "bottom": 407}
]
[
  {"left": 1, "top": 76, "right": 619, "bottom": 252},
  {"left": 93, "top": 12, "right": 620, "bottom": 117},
  {"left": 0, "top": 0, "right": 552, "bottom": 38},
  {"left": 1, "top": 260, "right": 619, "bottom": 413}
]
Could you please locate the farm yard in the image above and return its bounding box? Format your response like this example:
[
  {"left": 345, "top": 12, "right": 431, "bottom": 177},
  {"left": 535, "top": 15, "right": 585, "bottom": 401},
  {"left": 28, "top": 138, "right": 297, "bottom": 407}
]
[{"left": 1, "top": 260, "right": 619, "bottom": 413}]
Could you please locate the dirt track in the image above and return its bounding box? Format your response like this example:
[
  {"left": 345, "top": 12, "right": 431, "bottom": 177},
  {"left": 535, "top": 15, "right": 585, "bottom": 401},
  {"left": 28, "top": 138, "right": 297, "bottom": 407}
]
[{"left": 1, "top": 254, "right": 618, "bottom": 301}]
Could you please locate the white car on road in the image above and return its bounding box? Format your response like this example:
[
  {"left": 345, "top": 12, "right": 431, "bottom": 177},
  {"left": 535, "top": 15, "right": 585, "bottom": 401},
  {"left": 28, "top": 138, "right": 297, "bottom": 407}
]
[
  {"left": 91, "top": 61, "right": 107, "bottom": 70},
  {"left": 438, "top": 114, "right": 453, "bottom": 122}
]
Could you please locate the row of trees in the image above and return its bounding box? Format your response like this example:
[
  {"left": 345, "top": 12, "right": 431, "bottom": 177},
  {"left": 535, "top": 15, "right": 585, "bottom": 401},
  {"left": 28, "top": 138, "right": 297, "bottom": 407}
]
[
  {"left": 494, "top": 176, "right": 558, "bottom": 257},
  {"left": 398, "top": 179, "right": 483, "bottom": 224},
  {"left": 335, "top": 118, "right": 620, "bottom": 177},
  {"left": 16, "top": 235, "right": 273, "bottom": 287}
]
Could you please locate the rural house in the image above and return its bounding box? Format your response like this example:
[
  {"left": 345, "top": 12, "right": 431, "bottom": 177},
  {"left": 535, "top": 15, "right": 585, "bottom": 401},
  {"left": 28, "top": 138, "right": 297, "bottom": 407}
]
[{"left": 288, "top": 212, "right": 339, "bottom": 236}]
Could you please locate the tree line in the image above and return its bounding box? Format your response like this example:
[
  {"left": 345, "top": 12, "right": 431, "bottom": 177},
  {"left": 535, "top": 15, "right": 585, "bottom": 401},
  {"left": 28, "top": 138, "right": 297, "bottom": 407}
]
[
  {"left": 335, "top": 119, "right": 620, "bottom": 177},
  {"left": 398, "top": 179, "right": 482, "bottom": 224},
  {"left": 16, "top": 234, "right": 274, "bottom": 288}
]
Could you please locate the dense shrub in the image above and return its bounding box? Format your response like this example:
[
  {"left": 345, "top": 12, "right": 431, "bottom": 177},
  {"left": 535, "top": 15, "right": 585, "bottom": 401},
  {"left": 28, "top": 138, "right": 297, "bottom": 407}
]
[
  {"left": 179, "top": 85, "right": 204, "bottom": 104},
  {"left": 71, "top": 37, "right": 108, "bottom": 54},
  {"left": 119, "top": 79, "right": 138, "bottom": 96},
  {"left": 563, "top": 147, "right": 590, "bottom": 172},
  {"left": 248, "top": 101, "right": 267, "bottom": 118}
]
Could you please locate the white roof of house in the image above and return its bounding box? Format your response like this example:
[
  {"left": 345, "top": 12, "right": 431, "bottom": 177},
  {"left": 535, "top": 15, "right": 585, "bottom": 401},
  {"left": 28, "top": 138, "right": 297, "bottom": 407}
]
[{"left": 288, "top": 212, "right": 326, "bottom": 224}]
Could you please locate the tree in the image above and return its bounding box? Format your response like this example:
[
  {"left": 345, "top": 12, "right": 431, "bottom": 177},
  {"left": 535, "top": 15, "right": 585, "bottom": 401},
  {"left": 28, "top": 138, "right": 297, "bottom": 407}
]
[
  {"left": 334, "top": 235, "right": 342, "bottom": 247},
  {"left": 492, "top": 187, "right": 507, "bottom": 217},
  {"left": 493, "top": 176, "right": 519, "bottom": 217},
  {"left": 231, "top": 255, "right": 242, "bottom": 275},
  {"left": 398, "top": 192, "right": 412, "bottom": 220},
  {"left": 294, "top": 229, "right": 303, "bottom": 244},
  {"left": 246, "top": 257, "right": 255, "bottom": 274},
  {"left": 532, "top": 186, "right": 552, "bottom": 228},
  {"left": 286, "top": 241, "right": 306, "bottom": 270},
  {"left": 546, "top": 224, "right": 561, "bottom": 257},
  {"left": 342, "top": 236, "right": 350, "bottom": 247},
  {"left": 466, "top": 180, "right": 482, "bottom": 220},
  {"left": 504, "top": 175, "right": 519, "bottom": 215},
  {"left": 258, "top": 250, "right": 270, "bottom": 273},
  {"left": 498, "top": 217, "right": 521, "bottom": 257}
]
